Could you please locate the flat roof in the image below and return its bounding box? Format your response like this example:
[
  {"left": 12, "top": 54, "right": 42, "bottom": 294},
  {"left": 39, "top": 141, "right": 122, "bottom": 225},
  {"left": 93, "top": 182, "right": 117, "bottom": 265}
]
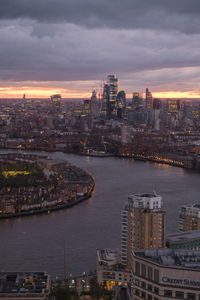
[
  {"left": 0, "top": 272, "right": 50, "bottom": 295},
  {"left": 135, "top": 249, "right": 200, "bottom": 269},
  {"left": 97, "top": 249, "right": 120, "bottom": 266},
  {"left": 129, "top": 192, "right": 160, "bottom": 198},
  {"left": 167, "top": 230, "right": 200, "bottom": 244}
]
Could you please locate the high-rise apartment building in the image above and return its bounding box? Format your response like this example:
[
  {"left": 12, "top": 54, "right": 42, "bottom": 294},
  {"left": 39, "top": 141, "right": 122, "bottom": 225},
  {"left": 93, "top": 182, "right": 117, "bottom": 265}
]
[
  {"left": 179, "top": 204, "right": 200, "bottom": 231},
  {"left": 121, "top": 192, "right": 166, "bottom": 268}
]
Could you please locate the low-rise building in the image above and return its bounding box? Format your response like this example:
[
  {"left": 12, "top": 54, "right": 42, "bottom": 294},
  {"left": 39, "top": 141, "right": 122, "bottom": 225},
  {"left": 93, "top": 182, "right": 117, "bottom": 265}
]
[
  {"left": 96, "top": 249, "right": 131, "bottom": 291},
  {"left": 0, "top": 271, "right": 51, "bottom": 299}
]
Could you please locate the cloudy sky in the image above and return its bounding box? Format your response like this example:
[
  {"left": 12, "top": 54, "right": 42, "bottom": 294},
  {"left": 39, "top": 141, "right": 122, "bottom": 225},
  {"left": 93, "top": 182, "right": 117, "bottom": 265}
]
[{"left": 1, "top": 0, "right": 200, "bottom": 98}]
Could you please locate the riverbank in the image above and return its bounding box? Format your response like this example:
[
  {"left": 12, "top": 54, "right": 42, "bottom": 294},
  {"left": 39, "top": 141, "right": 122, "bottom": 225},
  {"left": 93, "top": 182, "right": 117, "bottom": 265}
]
[
  {"left": 0, "top": 182, "right": 95, "bottom": 220},
  {"left": 0, "top": 153, "right": 95, "bottom": 220},
  {"left": 117, "top": 154, "right": 185, "bottom": 168},
  {"left": 0, "top": 147, "right": 198, "bottom": 171},
  {"left": 0, "top": 150, "right": 199, "bottom": 277}
]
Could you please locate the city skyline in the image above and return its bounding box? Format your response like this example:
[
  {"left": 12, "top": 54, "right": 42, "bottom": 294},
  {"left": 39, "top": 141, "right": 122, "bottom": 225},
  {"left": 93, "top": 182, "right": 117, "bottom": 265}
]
[{"left": 1, "top": 0, "right": 200, "bottom": 98}]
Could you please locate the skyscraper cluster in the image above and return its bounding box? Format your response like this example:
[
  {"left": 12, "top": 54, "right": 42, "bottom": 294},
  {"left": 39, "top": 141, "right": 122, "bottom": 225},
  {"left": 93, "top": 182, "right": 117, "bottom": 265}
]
[{"left": 101, "top": 74, "right": 126, "bottom": 119}]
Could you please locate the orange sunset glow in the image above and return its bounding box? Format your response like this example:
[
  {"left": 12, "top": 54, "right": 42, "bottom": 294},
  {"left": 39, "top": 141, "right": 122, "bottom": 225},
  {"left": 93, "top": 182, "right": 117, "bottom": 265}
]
[
  {"left": 1, "top": 85, "right": 200, "bottom": 99},
  {"left": 0, "top": 86, "right": 91, "bottom": 99},
  {"left": 153, "top": 91, "right": 200, "bottom": 99}
]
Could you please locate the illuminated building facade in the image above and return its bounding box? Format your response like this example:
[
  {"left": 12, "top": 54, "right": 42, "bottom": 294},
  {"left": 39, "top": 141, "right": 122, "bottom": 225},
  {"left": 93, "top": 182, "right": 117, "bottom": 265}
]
[
  {"left": 0, "top": 271, "right": 51, "bottom": 299},
  {"left": 50, "top": 94, "right": 62, "bottom": 114},
  {"left": 101, "top": 74, "right": 118, "bottom": 119},
  {"left": 101, "top": 84, "right": 109, "bottom": 117},
  {"left": 167, "top": 99, "right": 180, "bottom": 114},
  {"left": 116, "top": 90, "right": 126, "bottom": 119},
  {"left": 96, "top": 249, "right": 131, "bottom": 291},
  {"left": 132, "top": 93, "right": 143, "bottom": 111},
  {"left": 146, "top": 88, "right": 153, "bottom": 110},
  {"left": 179, "top": 204, "right": 200, "bottom": 231},
  {"left": 121, "top": 192, "right": 166, "bottom": 269},
  {"left": 84, "top": 99, "right": 91, "bottom": 115}
]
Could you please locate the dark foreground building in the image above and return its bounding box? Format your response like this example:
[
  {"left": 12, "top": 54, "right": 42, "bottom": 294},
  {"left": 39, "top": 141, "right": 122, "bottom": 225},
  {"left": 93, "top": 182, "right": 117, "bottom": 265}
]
[{"left": 0, "top": 272, "right": 51, "bottom": 300}]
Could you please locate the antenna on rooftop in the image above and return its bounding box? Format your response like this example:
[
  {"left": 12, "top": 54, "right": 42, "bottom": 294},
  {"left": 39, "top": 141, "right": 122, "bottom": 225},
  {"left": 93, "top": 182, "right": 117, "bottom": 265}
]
[{"left": 153, "top": 190, "right": 157, "bottom": 196}]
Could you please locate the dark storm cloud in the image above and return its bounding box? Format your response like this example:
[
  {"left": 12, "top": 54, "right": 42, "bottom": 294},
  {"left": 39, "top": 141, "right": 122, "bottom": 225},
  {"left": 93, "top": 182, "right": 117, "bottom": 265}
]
[
  {"left": 0, "top": 20, "right": 200, "bottom": 85},
  {"left": 1, "top": 0, "right": 200, "bottom": 33},
  {"left": 1, "top": 0, "right": 200, "bottom": 93}
]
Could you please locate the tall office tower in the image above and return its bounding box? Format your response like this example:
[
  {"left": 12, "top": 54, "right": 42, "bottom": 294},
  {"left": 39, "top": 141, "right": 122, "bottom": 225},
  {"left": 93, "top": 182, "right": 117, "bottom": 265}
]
[
  {"left": 179, "top": 204, "right": 200, "bottom": 231},
  {"left": 90, "top": 89, "right": 99, "bottom": 118},
  {"left": 146, "top": 88, "right": 153, "bottom": 110},
  {"left": 167, "top": 99, "right": 180, "bottom": 114},
  {"left": 101, "top": 74, "right": 118, "bottom": 119},
  {"left": 153, "top": 98, "right": 161, "bottom": 131},
  {"left": 121, "top": 192, "right": 166, "bottom": 268},
  {"left": 101, "top": 84, "right": 109, "bottom": 117},
  {"left": 116, "top": 90, "right": 126, "bottom": 119},
  {"left": 50, "top": 94, "right": 62, "bottom": 114},
  {"left": 107, "top": 74, "right": 118, "bottom": 111},
  {"left": 167, "top": 99, "right": 180, "bottom": 117},
  {"left": 84, "top": 99, "right": 91, "bottom": 115},
  {"left": 132, "top": 92, "right": 143, "bottom": 111},
  {"left": 91, "top": 89, "right": 97, "bottom": 103}
]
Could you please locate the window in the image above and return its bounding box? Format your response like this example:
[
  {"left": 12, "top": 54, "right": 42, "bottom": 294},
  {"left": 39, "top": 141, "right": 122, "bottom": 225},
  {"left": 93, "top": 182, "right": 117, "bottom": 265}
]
[
  {"left": 154, "top": 287, "right": 159, "bottom": 295},
  {"left": 135, "top": 262, "right": 140, "bottom": 276},
  {"left": 147, "top": 284, "right": 152, "bottom": 291},
  {"left": 141, "top": 291, "right": 146, "bottom": 299},
  {"left": 148, "top": 267, "right": 152, "bottom": 280},
  {"left": 154, "top": 269, "right": 159, "bottom": 283},
  {"left": 147, "top": 295, "right": 152, "bottom": 300},
  {"left": 164, "top": 290, "right": 172, "bottom": 297},
  {"left": 142, "top": 264, "right": 146, "bottom": 278},
  {"left": 135, "top": 279, "right": 140, "bottom": 286},
  {"left": 135, "top": 288, "right": 140, "bottom": 296},
  {"left": 141, "top": 281, "right": 146, "bottom": 289},
  {"left": 154, "top": 297, "right": 159, "bottom": 300},
  {"left": 103, "top": 272, "right": 115, "bottom": 280},
  {"left": 175, "top": 291, "right": 184, "bottom": 299},
  {"left": 187, "top": 293, "right": 196, "bottom": 300}
]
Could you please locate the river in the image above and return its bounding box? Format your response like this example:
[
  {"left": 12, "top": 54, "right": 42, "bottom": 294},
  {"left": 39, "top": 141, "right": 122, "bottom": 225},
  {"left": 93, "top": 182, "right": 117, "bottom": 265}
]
[{"left": 0, "top": 150, "right": 199, "bottom": 279}]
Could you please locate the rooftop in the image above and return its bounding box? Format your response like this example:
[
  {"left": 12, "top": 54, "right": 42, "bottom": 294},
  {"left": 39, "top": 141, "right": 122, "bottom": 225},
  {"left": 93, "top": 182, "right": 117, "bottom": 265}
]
[
  {"left": 129, "top": 191, "right": 160, "bottom": 199},
  {"left": 0, "top": 272, "right": 50, "bottom": 296},
  {"left": 135, "top": 248, "right": 200, "bottom": 269},
  {"left": 167, "top": 230, "right": 200, "bottom": 244},
  {"left": 97, "top": 249, "right": 121, "bottom": 267}
]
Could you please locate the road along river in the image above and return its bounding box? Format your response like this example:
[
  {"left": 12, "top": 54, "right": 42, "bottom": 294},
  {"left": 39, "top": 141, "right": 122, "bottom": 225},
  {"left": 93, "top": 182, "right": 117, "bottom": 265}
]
[{"left": 0, "top": 150, "right": 199, "bottom": 279}]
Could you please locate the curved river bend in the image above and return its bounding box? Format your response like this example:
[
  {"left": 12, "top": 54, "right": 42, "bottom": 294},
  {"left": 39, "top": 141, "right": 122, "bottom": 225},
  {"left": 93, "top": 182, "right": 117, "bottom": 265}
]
[{"left": 0, "top": 151, "right": 199, "bottom": 279}]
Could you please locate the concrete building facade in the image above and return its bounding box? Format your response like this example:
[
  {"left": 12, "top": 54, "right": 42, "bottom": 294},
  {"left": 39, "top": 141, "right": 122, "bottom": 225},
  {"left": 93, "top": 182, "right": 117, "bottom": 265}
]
[
  {"left": 131, "top": 249, "right": 200, "bottom": 300},
  {"left": 179, "top": 204, "right": 200, "bottom": 231},
  {"left": 121, "top": 192, "right": 166, "bottom": 269}
]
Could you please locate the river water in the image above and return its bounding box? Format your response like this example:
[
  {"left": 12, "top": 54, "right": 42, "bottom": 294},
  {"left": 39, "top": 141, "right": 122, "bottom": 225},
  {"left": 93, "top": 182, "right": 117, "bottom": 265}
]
[{"left": 0, "top": 151, "right": 199, "bottom": 279}]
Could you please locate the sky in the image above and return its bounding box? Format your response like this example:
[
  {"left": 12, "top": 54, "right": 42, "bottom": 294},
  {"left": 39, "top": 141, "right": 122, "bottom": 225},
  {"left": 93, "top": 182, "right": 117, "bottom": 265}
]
[{"left": 1, "top": 0, "right": 200, "bottom": 98}]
